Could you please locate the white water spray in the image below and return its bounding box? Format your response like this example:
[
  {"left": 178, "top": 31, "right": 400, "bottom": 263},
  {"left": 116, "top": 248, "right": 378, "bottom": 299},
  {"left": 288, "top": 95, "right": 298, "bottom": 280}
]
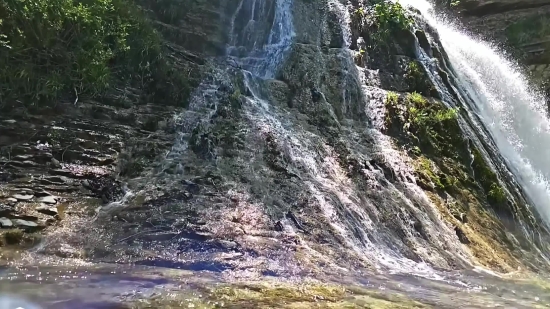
[{"left": 401, "top": 0, "right": 550, "bottom": 226}]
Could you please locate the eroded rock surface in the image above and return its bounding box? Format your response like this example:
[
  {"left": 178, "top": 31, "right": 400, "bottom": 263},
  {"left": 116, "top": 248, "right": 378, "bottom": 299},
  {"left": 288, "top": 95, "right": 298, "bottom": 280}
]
[{"left": 2, "top": 0, "right": 550, "bottom": 283}]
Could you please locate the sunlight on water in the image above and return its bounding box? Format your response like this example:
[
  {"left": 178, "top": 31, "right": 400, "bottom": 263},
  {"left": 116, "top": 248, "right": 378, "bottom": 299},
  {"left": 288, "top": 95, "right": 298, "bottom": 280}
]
[
  {"left": 400, "top": 0, "right": 550, "bottom": 227},
  {"left": 0, "top": 295, "right": 42, "bottom": 309}
]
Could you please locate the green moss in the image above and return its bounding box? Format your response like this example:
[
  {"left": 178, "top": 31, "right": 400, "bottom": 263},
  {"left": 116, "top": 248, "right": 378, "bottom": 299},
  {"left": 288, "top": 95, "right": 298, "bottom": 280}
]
[
  {"left": 385, "top": 92, "right": 459, "bottom": 154},
  {"left": 416, "top": 156, "right": 445, "bottom": 190},
  {"left": 505, "top": 15, "right": 550, "bottom": 46},
  {"left": 469, "top": 147, "right": 508, "bottom": 208},
  {"left": 2, "top": 229, "right": 24, "bottom": 245},
  {"left": 488, "top": 183, "right": 507, "bottom": 204},
  {"left": 129, "top": 283, "right": 431, "bottom": 308},
  {"left": 0, "top": 229, "right": 40, "bottom": 247},
  {"left": 405, "top": 61, "right": 440, "bottom": 97},
  {"left": 384, "top": 87, "right": 542, "bottom": 271}
]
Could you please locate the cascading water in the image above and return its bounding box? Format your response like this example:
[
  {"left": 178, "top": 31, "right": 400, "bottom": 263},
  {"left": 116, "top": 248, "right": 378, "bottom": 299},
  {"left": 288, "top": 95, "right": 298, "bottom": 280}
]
[
  {"left": 221, "top": 0, "right": 477, "bottom": 280},
  {"left": 7, "top": 0, "right": 550, "bottom": 307},
  {"left": 228, "top": 0, "right": 294, "bottom": 78},
  {"left": 400, "top": 0, "right": 550, "bottom": 227}
]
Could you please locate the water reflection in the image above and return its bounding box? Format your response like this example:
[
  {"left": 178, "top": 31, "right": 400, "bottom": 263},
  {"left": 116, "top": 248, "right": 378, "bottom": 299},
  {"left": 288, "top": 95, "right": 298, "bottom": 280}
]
[{"left": 1, "top": 260, "right": 550, "bottom": 308}]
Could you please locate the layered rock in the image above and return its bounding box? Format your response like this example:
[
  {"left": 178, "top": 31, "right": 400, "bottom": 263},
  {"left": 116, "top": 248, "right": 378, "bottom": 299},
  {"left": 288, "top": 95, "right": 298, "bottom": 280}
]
[{"left": 3, "top": 0, "right": 550, "bottom": 280}]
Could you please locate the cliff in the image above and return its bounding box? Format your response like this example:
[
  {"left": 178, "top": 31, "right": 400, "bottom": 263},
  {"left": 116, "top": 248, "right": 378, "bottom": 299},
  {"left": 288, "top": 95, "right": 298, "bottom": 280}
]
[{"left": 2, "top": 0, "right": 550, "bottom": 307}]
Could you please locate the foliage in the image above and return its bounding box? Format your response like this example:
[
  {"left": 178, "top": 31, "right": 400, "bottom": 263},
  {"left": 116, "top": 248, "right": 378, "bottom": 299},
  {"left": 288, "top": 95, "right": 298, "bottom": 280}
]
[
  {"left": 386, "top": 92, "right": 458, "bottom": 145},
  {"left": 0, "top": 229, "right": 40, "bottom": 247},
  {"left": 405, "top": 60, "right": 436, "bottom": 96},
  {"left": 373, "top": 1, "right": 413, "bottom": 39},
  {"left": 505, "top": 15, "right": 550, "bottom": 46},
  {"left": 135, "top": 0, "right": 187, "bottom": 24},
  {"left": 386, "top": 91, "right": 514, "bottom": 213},
  {"left": 488, "top": 183, "right": 507, "bottom": 204},
  {"left": 0, "top": 0, "right": 189, "bottom": 108}
]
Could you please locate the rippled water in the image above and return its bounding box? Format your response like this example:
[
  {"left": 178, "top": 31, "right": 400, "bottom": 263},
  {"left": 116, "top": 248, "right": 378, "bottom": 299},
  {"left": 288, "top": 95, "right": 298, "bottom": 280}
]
[{"left": 1, "top": 259, "right": 550, "bottom": 308}]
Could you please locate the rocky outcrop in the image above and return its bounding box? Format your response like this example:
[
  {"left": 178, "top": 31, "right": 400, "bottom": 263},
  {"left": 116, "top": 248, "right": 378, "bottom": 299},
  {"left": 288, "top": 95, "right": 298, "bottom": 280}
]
[{"left": 0, "top": 101, "right": 179, "bottom": 248}]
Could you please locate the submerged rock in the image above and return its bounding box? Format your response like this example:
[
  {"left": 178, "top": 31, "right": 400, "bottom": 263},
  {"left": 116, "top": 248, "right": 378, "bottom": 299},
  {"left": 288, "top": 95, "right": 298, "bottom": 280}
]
[
  {"left": 13, "top": 219, "right": 37, "bottom": 227},
  {"left": 0, "top": 218, "right": 13, "bottom": 228},
  {"left": 12, "top": 194, "right": 33, "bottom": 201},
  {"left": 38, "top": 196, "right": 57, "bottom": 205},
  {"left": 36, "top": 205, "right": 58, "bottom": 216}
]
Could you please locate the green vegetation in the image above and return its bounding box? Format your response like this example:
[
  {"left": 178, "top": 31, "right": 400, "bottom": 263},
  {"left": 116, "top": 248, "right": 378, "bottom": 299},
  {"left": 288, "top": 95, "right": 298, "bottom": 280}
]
[
  {"left": 0, "top": 229, "right": 40, "bottom": 247},
  {"left": 405, "top": 60, "right": 438, "bottom": 96},
  {"left": 471, "top": 147, "right": 508, "bottom": 207},
  {"left": 505, "top": 15, "right": 550, "bottom": 45},
  {"left": 416, "top": 156, "right": 445, "bottom": 190},
  {"left": 385, "top": 91, "right": 459, "bottom": 156},
  {"left": 189, "top": 84, "right": 245, "bottom": 159},
  {"left": 384, "top": 91, "right": 510, "bottom": 206},
  {"left": 0, "top": 0, "right": 191, "bottom": 109},
  {"left": 383, "top": 89, "right": 539, "bottom": 271},
  {"left": 373, "top": 0, "right": 413, "bottom": 39}
]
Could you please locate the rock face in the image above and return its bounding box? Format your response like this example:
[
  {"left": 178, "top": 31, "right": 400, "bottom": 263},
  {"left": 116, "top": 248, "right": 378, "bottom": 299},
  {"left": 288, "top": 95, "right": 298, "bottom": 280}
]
[
  {"left": 442, "top": 0, "right": 550, "bottom": 96},
  {"left": 3, "top": 0, "right": 550, "bottom": 278}
]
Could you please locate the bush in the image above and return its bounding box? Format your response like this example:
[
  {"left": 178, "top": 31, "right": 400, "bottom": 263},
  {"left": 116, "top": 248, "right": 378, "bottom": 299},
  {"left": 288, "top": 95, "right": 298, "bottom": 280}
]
[
  {"left": 389, "top": 92, "right": 458, "bottom": 133},
  {"left": 373, "top": 1, "right": 413, "bottom": 38},
  {"left": 0, "top": 0, "right": 164, "bottom": 107}
]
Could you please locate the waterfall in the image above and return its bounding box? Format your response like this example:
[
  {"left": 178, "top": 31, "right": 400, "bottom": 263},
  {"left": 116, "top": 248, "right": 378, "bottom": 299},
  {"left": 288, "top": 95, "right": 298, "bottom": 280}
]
[
  {"left": 228, "top": 0, "right": 295, "bottom": 78},
  {"left": 398, "top": 0, "right": 550, "bottom": 226}
]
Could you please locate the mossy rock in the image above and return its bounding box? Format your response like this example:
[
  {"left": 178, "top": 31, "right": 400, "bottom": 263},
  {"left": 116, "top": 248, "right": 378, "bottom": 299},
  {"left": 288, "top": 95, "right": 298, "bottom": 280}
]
[
  {"left": 383, "top": 90, "right": 540, "bottom": 271},
  {"left": 0, "top": 229, "right": 40, "bottom": 247},
  {"left": 129, "top": 282, "right": 431, "bottom": 308}
]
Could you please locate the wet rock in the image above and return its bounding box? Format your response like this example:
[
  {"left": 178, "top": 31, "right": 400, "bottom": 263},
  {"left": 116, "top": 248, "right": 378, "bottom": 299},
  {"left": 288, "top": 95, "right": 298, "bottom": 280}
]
[
  {"left": 13, "top": 219, "right": 39, "bottom": 230},
  {"left": 6, "top": 198, "right": 17, "bottom": 205},
  {"left": 7, "top": 160, "right": 38, "bottom": 168},
  {"left": 181, "top": 179, "right": 200, "bottom": 194},
  {"left": 36, "top": 204, "right": 58, "bottom": 216},
  {"left": 415, "top": 30, "right": 432, "bottom": 57},
  {"left": 44, "top": 176, "right": 70, "bottom": 184},
  {"left": 11, "top": 214, "right": 39, "bottom": 221},
  {"left": 13, "top": 154, "right": 34, "bottom": 161},
  {"left": 0, "top": 204, "right": 13, "bottom": 216},
  {"left": 85, "top": 176, "right": 124, "bottom": 203},
  {"left": 0, "top": 217, "right": 13, "bottom": 228},
  {"left": 454, "top": 226, "right": 470, "bottom": 244},
  {"left": 218, "top": 240, "right": 238, "bottom": 250},
  {"left": 49, "top": 169, "right": 76, "bottom": 177},
  {"left": 45, "top": 218, "right": 57, "bottom": 226},
  {"left": 12, "top": 194, "right": 33, "bottom": 201},
  {"left": 453, "top": 212, "right": 468, "bottom": 224},
  {"left": 81, "top": 179, "right": 92, "bottom": 189},
  {"left": 51, "top": 158, "right": 61, "bottom": 168},
  {"left": 274, "top": 221, "right": 284, "bottom": 231},
  {"left": 0, "top": 172, "right": 16, "bottom": 182},
  {"left": 38, "top": 196, "right": 57, "bottom": 204}
]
